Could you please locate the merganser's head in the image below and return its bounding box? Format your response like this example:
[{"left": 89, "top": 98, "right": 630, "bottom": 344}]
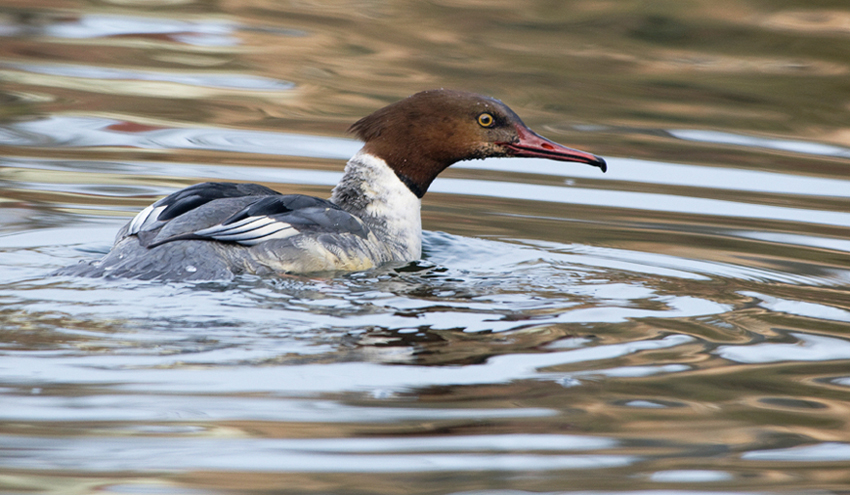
[{"left": 349, "top": 89, "right": 606, "bottom": 198}]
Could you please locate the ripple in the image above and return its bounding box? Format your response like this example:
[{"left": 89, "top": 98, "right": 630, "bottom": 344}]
[
  {"left": 4, "top": 62, "right": 295, "bottom": 91},
  {"left": 33, "top": 230, "right": 737, "bottom": 329},
  {"left": 761, "top": 10, "right": 850, "bottom": 36},
  {"left": 6, "top": 118, "right": 850, "bottom": 226},
  {"left": 0, "top": 435, "right": 637, "bottom": 472},
  {"left": 433, "top": 179, "right": 850, "bottom": 229},
  {"left": 10, "top": 118, "right": 850, "bottom": 199},
  {"left": 717, "top": 333, "right": 850, "bottom": 364},
  {"left": 449, "top": 492, "right": 756, "bottom": 495},
  {"left": 0, "top": 335, "right": 694, "bottom": 394},
  {"left": 0, "top": 117, "right": 358, "bottom": 158},
  {"left": 669, "top": 129, "right": 850, "bottom": 159},
  {"left": 650, "top": 470, "right": 734, "bottom": 482},
  {"left": 0, "top": 14, "right": 240, "bottom": 45},
  {"left": 1, "top": 0, "right": 849, "bottom": 490},
  {"left": 516, "top": 240, "right": 833, "bottom": 285},
  {"left": 739, "top": 291, "right": 850, "bottom": 323},
  {"left": 743, "top": 442, "right": 850, "bottom": 462},
  {"left": 14, "top": 119, "right": 842, "bottom": 233},
  {"left": 458, "top": 156, "right": 850, "bottom": 198},
  {"left": 0, "top": 394, "right": 554, "bottom": 422},
  {"left": 732, "top": 231, "right": 850, "bottom": 253}
]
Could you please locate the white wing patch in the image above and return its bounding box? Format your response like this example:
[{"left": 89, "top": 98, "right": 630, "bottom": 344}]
[
  {"left": 128, "top": 204, "right": 166, "bottom": 235},
  {"left": 193, "top": 215, "right": 299, "bottom": 246}
]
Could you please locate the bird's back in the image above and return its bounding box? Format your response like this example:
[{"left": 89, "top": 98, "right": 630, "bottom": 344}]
[{"left": 54, "top": 182, "right": 390, "bottom": 281}]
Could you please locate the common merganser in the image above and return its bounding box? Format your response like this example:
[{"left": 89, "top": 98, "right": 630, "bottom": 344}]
[{"left": 55, "top": 89, "right": 606, "bottom": 281}]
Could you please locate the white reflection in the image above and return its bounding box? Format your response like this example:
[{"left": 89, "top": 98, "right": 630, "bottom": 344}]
[
  {"left": 554, "top": 365, "right": 689, "bottom": 388},
  {"left": 0, "top": 435, "right": 635, "bottom": 472},
  {"left": 742, "top": 442, "right": 850, "bottom": 461},
  {"left": 669, "top": 129, "right": 850, "bottom": 159},
  {"left": 4, "top": 63, "right": 295, "bottom": 90},
  {"left": 431, "top": 179, "right": 850, "bottom": 229},
  {"left": 0, "top": 394, "right": 555, "bottom": 422},
  {"left": 625, "top": 400, "right": 666, "bottom": 408},
  {"left": 717, "top": 333, "right": 850, "bottom": 364},
  {"left": 732, "top": 231, "right": 850, "bottom": 253},
  {"left": 45, "top": 14, "right": 238, "bottom": 45},
  {"left": 740, "top": 292, "right": 850, "bottom": 323},
  {"left": 650, "top": 469, "right": 733, "bottom": 482},
  {"left": 457, "top": 156, "right": 850, "bottom": 198}
]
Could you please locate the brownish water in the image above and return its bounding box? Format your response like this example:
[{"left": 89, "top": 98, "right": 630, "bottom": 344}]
[{"left": 1, "top": 1, "right": 849, "bottom": 494}]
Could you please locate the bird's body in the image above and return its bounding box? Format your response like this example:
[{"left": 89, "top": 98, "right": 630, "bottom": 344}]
[{"left": 55, "top": 90, "right": 606, "bottom": 281}]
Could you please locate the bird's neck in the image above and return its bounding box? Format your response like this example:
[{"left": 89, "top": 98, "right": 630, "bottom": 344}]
[{"left": 331, "top": 151, "right": 422, "bottom": 261}]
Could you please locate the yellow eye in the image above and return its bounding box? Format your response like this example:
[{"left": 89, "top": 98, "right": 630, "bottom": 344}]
[{"left": 477, "top": 113, "right": 495, "bottom": 127}]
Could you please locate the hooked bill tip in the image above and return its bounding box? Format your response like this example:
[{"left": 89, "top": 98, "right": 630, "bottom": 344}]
[{"left": 595, "top": 156, "right": 607, "bottom": 173}]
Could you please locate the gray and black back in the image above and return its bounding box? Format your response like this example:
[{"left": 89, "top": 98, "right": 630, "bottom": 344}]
[{"left": 54, "top": 182, "right": 377, "bottom": 281}]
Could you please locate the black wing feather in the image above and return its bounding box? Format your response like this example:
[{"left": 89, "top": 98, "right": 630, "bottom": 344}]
[
  {"left": 221, "top": 195, "right": 341, "bottom": 225},
  {"left": 133, "top": 185, "right": 370, "bottom": 249},
  {"left": 158, "top": 182, "right": 281, "bottom": 222},
  {"left": 128, "top": 182, "right": 282, "bottom": 236}
]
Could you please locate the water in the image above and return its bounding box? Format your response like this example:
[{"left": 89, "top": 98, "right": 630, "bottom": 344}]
[{"left": 1, "top": 1, "right": 849, "bottom": 494}]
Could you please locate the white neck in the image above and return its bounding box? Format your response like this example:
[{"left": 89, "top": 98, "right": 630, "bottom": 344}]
[{"left": 330, "top": 151, "right": 422, "bottom": 261}]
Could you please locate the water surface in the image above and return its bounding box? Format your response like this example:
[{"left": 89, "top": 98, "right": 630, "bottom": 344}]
[{"left": 1, "top": 1, "right": 849, "bottom": 494}]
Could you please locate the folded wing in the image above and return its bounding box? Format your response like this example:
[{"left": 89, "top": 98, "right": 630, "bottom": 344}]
[{"left": 126, "top": 182, "right": 370, "bottom": 249}]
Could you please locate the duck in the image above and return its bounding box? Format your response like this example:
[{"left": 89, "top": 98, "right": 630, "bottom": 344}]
[{"left": 55, "top": 89, "right": 606, "bottom": 281}]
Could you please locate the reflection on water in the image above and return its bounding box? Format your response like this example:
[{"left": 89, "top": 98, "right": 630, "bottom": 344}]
[
  {"left": 0, "top": 116, "right": 356, "bottom": 157},
  {"left": 1, "top": 435, "right": 636, "bottom": 472},
  {"left": 1, "top": 0, "right": 850, "bottom": 493},
  {"left": 0, "top": 13, "right": 241, "bottom": 44},
  {"left": 4, "top": 62, "right": 296, "bottom": 90},
  {"left": 669, "top": 129, "right": 850, "bottom": 159}
]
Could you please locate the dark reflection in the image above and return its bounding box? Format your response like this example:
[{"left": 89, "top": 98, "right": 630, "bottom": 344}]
[
  {"left": 630, "top": 15, "right": 691, "bottom": 42},
  {"left": 757, "top": 398, "right": 829, "bottom": 410}
]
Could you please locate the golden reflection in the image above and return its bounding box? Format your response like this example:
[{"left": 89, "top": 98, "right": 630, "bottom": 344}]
[
  {"left": 640, "top": 52, "right": 848, "bottom": 76},
  {"left": 761, "top": 10, "right": 850, "bottom": 36}
]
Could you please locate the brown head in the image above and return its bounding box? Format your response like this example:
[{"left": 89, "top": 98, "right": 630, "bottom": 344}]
[{"left": 349, "top": 89, "right": 606, "bottom": 198}]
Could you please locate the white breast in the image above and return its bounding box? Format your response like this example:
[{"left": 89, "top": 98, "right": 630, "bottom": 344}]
[{"left": 331, "top": 151, "right": 422, "bottom": 261}]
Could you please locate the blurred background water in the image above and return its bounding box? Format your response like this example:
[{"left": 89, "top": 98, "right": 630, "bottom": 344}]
[{"left": 1, "top": 0, "right": 849, "bottom": 494}]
